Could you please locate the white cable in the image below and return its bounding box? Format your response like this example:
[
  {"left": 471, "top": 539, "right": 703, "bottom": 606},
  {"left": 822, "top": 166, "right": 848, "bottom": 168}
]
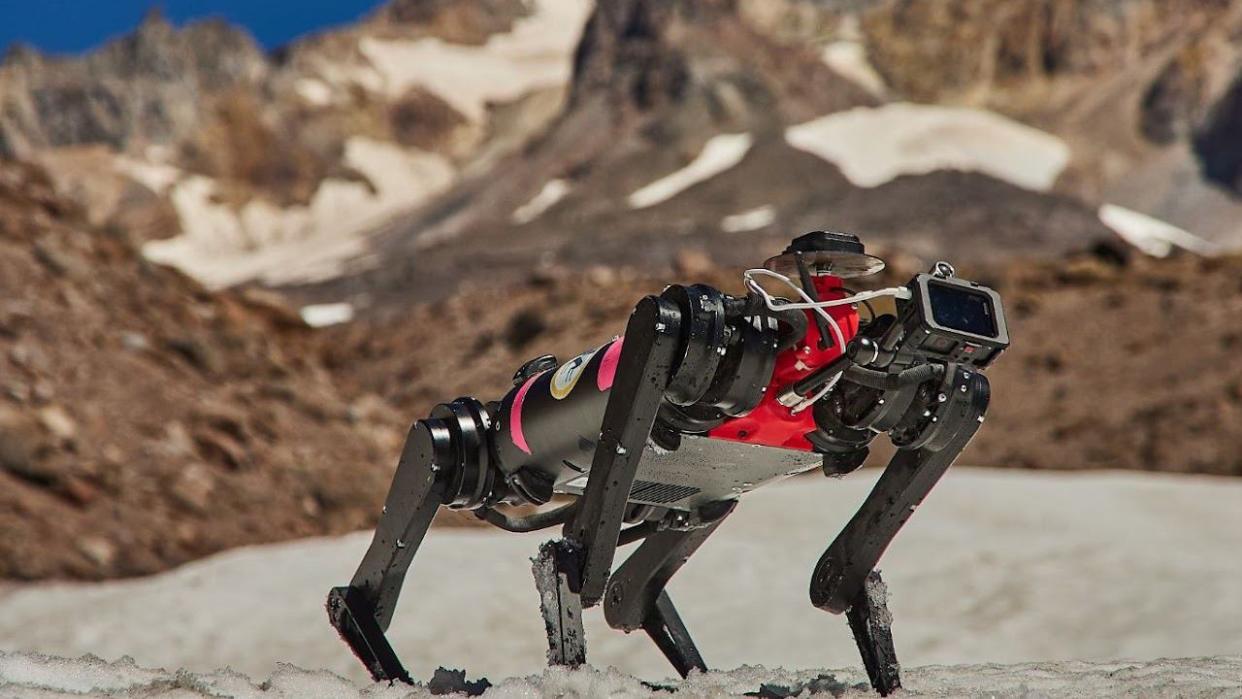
[
  {"left": 744, "top": 267, "right": 911, "bottom": 412},
  {"left": 745, "top": 268, "right": 846, "bottom": 348},
  {"left": 742, "top": 268, "right": 911, "bottom": 350}
]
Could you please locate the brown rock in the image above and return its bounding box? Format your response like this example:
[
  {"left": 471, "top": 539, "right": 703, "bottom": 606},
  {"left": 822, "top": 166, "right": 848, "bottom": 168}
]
[
  {"left": 0, "top": 423, "right": 39, "bottom": 480},
  {"left": 503, "top": 308, "right": 547, "bottom": 350},
  {"left": 37, "top": 405, "right": 77, "bottom": 442},
  {"left": 166, "top": 336, "right": 224, "bottom": 374},
  {"left": 193, "top": 429, "right": 249, "bottom": 470},
  {"left": 170, "top": 463, "right": 216, "bottom": 512},
  {"left": 674, "top": 248, "right": 714, "bottom": 277},
  {"left": 77, "top": 537, "right": 117, "bottom": 567},
  {"left": 4, "top": 381, "right": 30, "bottom": 403},
  {"left": 31, "top": 380, "right": 54, "bottom": 403},
  {"left": 585, "top": 265, "right": 618, "bottom": 286},
  {"left": 32, "top": 240, "right": 86, "bottom": 278},
  {"left": 61, "top": 476, "right": 98, "bottom": 506},
  {"left": 159, "top": 422, "right": 197, "bottom": 458}
]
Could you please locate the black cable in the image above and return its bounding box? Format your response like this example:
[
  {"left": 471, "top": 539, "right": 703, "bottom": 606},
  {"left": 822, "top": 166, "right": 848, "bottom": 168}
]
[
  {"left": 474, "top": 501, "right": 579, "bottom": 533},
  {"left": 764, "top": 305, "right": 808, "bottom": 352},
  {"left": 844, "top": 363, "right": 943, "bottom": 391},
  {"left": 795, "top": 252, "right": 833, "bottom": 349},
  {"left": 729, "top": 291, "right": 807, "bottom": 352},
  {"left": 839, "top": 286, "right": 877, "bottom": 327},
  {"left": 789, "top": 353, "right": 853, "bottom": 397}
]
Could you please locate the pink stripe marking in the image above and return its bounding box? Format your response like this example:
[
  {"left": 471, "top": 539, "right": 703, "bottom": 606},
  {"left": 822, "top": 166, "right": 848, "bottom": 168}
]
[
  {"left": 510, "top": 373, "right": 542, "bottom": 455},
  {"left": 597, "top": 338, "right": 624, "bottom": 391}
]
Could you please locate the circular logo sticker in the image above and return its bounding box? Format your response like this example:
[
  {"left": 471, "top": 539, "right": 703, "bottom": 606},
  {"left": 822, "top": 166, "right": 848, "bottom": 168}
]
[{"left": 550, "top": 347, "right": 599, "bottom": 399}]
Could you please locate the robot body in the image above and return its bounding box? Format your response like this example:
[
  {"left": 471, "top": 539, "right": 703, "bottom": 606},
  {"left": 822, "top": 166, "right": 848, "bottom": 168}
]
[{"left": 326, "top": 232, "right": 1009, "bottom": 695}]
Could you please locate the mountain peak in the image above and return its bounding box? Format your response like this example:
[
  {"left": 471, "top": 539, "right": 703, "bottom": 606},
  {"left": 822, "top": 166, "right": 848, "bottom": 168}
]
[
  {"left": 139, "top": 5, "right": 171, "bottom": 30},
  {"left": 1, "top": 41, "right": 43, "bottom": 68}
]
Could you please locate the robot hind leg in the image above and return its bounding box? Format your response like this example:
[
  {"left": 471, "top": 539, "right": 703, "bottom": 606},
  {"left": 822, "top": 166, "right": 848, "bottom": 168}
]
[
  {"left": 603, "top": 501, "right": 736, "bottom": 677},
  {"left": 327, "top": 397, "right": 497, "bottom": 683},
  {"left": 326, "top": 419, "right": 452, "bottom": 683}
]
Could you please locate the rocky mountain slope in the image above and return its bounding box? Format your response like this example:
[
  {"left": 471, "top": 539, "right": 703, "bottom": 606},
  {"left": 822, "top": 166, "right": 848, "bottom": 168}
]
[
  {"left": 3, "top": 0, "right": 1238, "bottom": 305},
  {"left": 852, "top": 0, "right": 1242, "bottom": 243},
  {"left": 0, "top": 160, "right": 422, "bottom": 580},
  {"left": 0, "top": 0, "right": 591, "bottom": 289},
  {"left": 305, "top": 0, "right": 1241, "bottom": 310},
  {"left": 314, "top": 246, "right": 1242, "bottom": 478},
  {"left": 1, "top": 0, "right": 1241, "bottom": 585}
]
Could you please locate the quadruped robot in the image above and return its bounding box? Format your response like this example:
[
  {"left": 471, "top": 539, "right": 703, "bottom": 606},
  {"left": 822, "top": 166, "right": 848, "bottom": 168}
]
[{"left": 327, "top": 232, "right": 1009, "bottom": 695}]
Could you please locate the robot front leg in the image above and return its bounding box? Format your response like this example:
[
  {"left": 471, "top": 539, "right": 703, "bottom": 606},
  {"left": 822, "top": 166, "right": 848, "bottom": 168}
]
[
  {"left": 530, "top": 294, "right": 687, "bottom": 670},
  {"left": 812, "top": 367, "right": 991, "bottom": 695},
  {"left": 845, "top": 570, "right": 899, "bottom": 696}
]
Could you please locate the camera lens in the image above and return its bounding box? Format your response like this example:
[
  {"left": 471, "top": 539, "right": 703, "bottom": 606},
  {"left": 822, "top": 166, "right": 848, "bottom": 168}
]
[{"left": 927, "top": 282, "right": 997, "bottom": 338}]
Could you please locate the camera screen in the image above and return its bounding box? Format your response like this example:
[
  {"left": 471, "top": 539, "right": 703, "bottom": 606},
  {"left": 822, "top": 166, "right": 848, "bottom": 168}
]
[{"left": 927, "top": 281, "right": 998, "bottom": 338}]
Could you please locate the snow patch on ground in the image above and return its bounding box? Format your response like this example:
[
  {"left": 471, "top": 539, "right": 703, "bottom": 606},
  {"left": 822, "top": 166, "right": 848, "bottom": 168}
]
[
  {"left": 511, "top": 179, "right": 571, "bottom": 224},
  {"left": 3, "top": 469, "right": 1241, "bottom": 689},
  {"left": 785, "top": 104, "right": 1070, "bottom": 191},
  {"left": 1099, "top": 203, "right": 1220, "bottom": 257},
  {"left": 628, "top": 133, "right": 754, "bottom": 209},
  {"left": 295, "top": 77, "right": 335, "bottom": 107},
  {"left": 112, "top": 156, "right": 182, "bottom": 194},
  {"left": 821, "top": 16, "right": 886, "bottom": 98},
  {"left": 300, "top": 303, "right": 356, "bottom": 327},
  {"left": 141, "top": 138, "right": 454, "bottom": 288},
  {"left": 2, "top": 651, "right": 1241, "bottom": 698},
  {"left": 721, "top": 205, "right": 776, "bottom": 233},
  {"left": 356, "top": 0, "right": 592, "bottom": 122}
]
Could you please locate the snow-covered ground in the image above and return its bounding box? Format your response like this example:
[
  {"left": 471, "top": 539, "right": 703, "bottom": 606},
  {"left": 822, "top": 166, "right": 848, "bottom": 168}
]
[
  {"left": 785, "top": 104, "right": 1071, "bottom": 192},
  {"left": 512, "top": 179, "right": 571, "bottom": 224},
  {"left": 140, "top": 138, "right": 455, "bottom": 288},
  {"left": 355, "top": 0, "right": 593, "bottom": 122},
  {"left": 820, "top": 15, "right": 887, "bottom": 99},
  {"left": 721, "top": 205, "right": 777, "bottom": 233},
  {"left": 102, "top": 0, "right": 596, "bottom": 291},
  {"left": 3, "top": 651, "right": 1241, "bottom": 698},
  {"left": 628, "top": 133, "right": 754, "bottom": 209},
  {"left": 1, "top": 468, "right": 1241, "bottom": 697},
  {"left": 299, "top": 302, "right": 356, "bottom": 328},
  {"left": 1098, "top": 204, "right": 1220, "bottom": 258}
]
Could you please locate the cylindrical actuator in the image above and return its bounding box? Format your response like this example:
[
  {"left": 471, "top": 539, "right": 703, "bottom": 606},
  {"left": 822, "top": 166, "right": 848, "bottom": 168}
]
[{"left": 492, "top": 338, "right": 624, "bottom": 489}]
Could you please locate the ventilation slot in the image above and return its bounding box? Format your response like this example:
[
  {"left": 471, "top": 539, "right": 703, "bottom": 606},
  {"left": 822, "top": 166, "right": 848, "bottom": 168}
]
[{"left": 629, "top": 480, "right": 699, "bottom": 504}]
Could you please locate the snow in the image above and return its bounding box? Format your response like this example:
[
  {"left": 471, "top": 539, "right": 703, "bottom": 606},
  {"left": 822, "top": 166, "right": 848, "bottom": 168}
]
[
  {"left": 721, "top": 205, "right": 776, "bottom": 233},
  {"left": 300, "top": 303, "right": 356, "bottom": 327},
  {"left": 112, "top": 156, "right": 182, "bottom": 194},
  {"left": 3, "top": 652, "right": 1241, "bottom": 699},
  {"left": 356, "top": 0, "right": 593, "bottom": 122},
  {"left": 628, "top": 133, "right": 754, "bottom": 209},
  {"left": 1098, "top": 203, "right": 1220, "bottom": 258},
  {"left": 2, "top": 468, "right": 1241, "bottom": 693},
  {"left": 821, "top": 16, "right": 886, "bottom": 98},
  {"left": 141, "top": 138, "right": 454, "bottom": 288},
  {"left": 295, "top": 78, "right": 335, "bottom": 107},
  {"left": 511, "top": 179, "right": 571, "bottom": 224},
  {"left": 785, "top": 104, "right": 1071, "bottom": 191}
]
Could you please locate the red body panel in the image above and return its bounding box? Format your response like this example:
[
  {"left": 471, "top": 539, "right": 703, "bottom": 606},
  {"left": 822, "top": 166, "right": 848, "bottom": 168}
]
[{"left": 708, "top": 275, "right": 859, "bottom": 451}]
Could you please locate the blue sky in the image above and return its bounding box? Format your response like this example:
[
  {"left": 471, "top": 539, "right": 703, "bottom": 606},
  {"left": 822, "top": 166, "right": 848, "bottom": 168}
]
[{"left": 0, "top": 1, "right": 386, "bottom": 56}]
